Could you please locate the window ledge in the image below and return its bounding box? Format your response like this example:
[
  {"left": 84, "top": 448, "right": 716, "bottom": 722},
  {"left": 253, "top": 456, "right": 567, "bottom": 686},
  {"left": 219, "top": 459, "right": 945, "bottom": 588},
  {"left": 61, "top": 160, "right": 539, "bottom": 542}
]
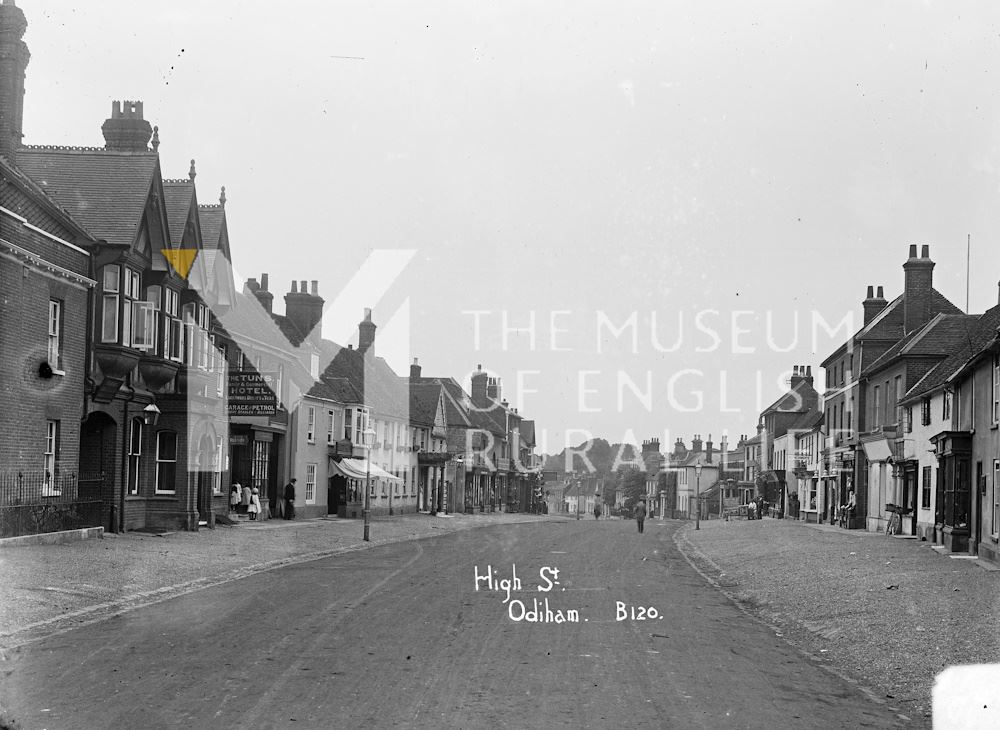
[{"left": 51, "top": 368, "right": 66, "bottom": 377}]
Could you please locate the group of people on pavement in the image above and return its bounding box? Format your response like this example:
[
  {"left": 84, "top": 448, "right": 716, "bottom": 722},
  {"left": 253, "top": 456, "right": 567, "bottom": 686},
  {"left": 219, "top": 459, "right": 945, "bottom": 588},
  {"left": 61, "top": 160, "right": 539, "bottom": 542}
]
[
  {"left": 228, "top": 478, "right": 299, "bottom": 521},
  {"left": 747, "top": 495, "right": 769, "bottom": 520}
]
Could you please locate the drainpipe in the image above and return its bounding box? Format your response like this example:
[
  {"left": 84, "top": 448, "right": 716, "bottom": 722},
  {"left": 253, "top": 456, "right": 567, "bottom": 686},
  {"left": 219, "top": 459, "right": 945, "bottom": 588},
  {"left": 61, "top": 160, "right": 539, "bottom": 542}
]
[{"left": 119, "top": 385, "right": 136, "bottom": 533}]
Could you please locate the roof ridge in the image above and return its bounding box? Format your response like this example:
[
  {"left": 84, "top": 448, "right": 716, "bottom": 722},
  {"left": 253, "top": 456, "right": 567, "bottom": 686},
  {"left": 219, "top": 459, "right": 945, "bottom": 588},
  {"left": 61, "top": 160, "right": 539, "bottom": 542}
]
[
  {"left": 198, "top": 203, "right": 223, "bottom": 209},
  {"left": 162, "top": 178, "right": 193, "bottom": 184},
  {"left": 20, "top": 144, "right": 155, "bottom": 155}
]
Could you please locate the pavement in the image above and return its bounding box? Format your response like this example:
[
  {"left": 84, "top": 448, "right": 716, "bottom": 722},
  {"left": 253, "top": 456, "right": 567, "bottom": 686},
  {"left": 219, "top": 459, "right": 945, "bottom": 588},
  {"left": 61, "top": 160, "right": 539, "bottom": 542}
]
[
  {"left": 676, "top": 516, "right": 1000, "bottom": 728},
  {"left": 0, "top": 511, "right": 563, "bottom": 651}
]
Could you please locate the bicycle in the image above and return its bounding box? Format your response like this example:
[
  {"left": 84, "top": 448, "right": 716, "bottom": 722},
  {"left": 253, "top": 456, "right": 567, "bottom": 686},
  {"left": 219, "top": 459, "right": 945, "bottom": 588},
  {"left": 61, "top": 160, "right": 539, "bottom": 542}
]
[{"left": 885, "top": 507, "right": 901, "bottom": 536}]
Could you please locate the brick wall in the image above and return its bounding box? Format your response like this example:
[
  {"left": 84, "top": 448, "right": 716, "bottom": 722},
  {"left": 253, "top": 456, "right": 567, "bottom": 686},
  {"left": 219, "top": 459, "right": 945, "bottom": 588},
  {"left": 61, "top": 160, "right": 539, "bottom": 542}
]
[{"left": 0, "top": 189, "right": 90, "bottom": 489}]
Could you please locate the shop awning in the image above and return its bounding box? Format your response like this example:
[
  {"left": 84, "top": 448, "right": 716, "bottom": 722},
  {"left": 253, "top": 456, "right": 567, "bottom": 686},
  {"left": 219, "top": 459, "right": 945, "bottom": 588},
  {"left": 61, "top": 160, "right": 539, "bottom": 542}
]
[
  {"left": 861, "top": 438, "right": 892, "bottom": 462},
  {"left": 329, "top": 458, "right": 403, "bottom": 482}
]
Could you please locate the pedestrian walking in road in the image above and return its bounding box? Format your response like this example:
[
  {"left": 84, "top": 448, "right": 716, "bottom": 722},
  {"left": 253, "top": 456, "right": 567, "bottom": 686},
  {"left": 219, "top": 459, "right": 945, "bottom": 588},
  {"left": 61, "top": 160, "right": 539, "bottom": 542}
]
[
  {"left": 248, "top": 487, "right": 261, "bottom": 521},
  {"left": 230, "top": 483, "right": 241, "bottom": 514},
  {"left": 283, "top": 478, "right": 297, "bottom": 520},
  {"left": 635, "top": 498, "right": 647, "bottom": 533},
  {"left": 594, "top": 495, "right": 603, "bottom": 520},
  {"left": 241, "top": 483, "right": 252, "bottom": 515},
  {"left": 747, "top": 500, "right": 756, "bottom": 520}
]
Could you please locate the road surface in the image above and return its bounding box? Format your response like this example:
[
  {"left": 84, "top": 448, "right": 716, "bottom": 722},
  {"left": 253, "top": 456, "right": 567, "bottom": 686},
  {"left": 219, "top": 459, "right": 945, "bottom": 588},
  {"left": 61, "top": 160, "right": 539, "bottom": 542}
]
[{"left": 1, "top": 519, "right": 904, "bottom": 728}]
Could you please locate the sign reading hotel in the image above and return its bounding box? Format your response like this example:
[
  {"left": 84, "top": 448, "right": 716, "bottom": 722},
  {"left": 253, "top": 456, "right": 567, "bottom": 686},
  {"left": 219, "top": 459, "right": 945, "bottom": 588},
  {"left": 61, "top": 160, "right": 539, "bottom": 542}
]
[{"left": 228, "top": 370, "right": 277, "bottom": 416}]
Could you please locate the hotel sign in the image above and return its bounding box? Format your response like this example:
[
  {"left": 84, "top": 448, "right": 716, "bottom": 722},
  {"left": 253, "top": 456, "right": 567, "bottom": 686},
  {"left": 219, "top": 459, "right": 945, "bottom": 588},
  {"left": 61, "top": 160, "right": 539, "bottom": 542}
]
[{"left": 228, "top": 370, "right": 277, "bottom": 416}]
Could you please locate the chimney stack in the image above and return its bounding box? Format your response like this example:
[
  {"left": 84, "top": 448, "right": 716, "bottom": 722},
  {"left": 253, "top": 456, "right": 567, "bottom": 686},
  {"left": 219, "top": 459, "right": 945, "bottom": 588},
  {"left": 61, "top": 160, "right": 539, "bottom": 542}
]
[
  {"left": 0, "top": 0, "right": 29, "bottom": 160},
  {"left": 691, "top": 434, "right": 703, "bottom": 453},
  {"left": 863, "top": 284, "right": 887, "bottom": 325},
  {"left": 101, "top": 100, "right": 153, "bottom": 152},
  {"left": 471, "top": 364, "right": 489, "bottom": 407},
  {"left": 246, "top": 273, "right": 274, "bottom": 314},
  {"left": 284, "top": 278, "right": 325, "bottom": 342},
  {"left": 903, "top": 245, "right": 935, "bottom": 334},
  {"left": 706, "top": 434, "right": 714, "bottom": 463},
  {"left": 358, "top": 308, "right": 376, "bottom": 354}
]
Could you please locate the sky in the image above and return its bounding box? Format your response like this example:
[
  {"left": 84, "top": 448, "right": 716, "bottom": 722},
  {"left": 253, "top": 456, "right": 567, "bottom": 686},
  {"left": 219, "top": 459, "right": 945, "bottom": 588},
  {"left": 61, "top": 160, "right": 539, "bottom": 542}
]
[{"left": 21, "top": 0, "right": 1000, "bottom": 455}]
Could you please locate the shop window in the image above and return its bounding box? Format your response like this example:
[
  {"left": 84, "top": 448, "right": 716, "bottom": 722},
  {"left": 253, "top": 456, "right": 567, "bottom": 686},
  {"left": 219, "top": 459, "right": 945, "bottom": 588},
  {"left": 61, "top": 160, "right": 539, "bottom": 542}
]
[{"left": 252, "top": 440, "right": 270, "bottom": 494}]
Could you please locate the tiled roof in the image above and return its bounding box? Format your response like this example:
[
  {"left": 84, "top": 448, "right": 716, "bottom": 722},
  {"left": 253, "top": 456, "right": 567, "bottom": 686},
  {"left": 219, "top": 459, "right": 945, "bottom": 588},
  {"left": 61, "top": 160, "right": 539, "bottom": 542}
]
[
  {"left": 520, "top": 419, "right": 536, "bottom": 446},
  {"left": 762, "top": 378, "right": 818, "bottom": 415},
  {"left": 198, "top": 205, "right": 225, "bottom": 252},
  {"left": 17, "top": 147, "right": 159, "bottom": 248},
  {"left": 318, "top": 345, "right": 409, "bottom": 419},
  {"left": 161, "top": 180, "right": 194, "bottom": 246},
  {"left": 823, "top": 288, "right": 963, "bottom": 364},
  {"left": 0, "top": 153, "right": 97, "bottom": 241},
  {"left": 863, "top": 313, "right": 980, "bottom": 376},
  {"left": 408, "top": 381, "right": 443, "bottom": 426},
  {"left": 308, "top": 376, "right": 362, "bottom": 405},
  {"left": 791, "top": 409, "right": 824, "bottom": 431},
  {"left": 271, "top": 313, "right": 305, "bottom": 347},
  {"left": 901, "top": 304, "right": 1000, "bottom": 402},
  {"left": 413, "top": 377, "right": 475, "bottom": 429}
]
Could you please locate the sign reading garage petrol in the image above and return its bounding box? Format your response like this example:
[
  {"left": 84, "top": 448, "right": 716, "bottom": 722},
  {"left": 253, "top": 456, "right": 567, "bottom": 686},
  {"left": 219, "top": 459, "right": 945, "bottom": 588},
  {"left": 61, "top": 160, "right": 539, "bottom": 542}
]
[{"left": 228, "top": 370, "right": 277, "bottom": 416}]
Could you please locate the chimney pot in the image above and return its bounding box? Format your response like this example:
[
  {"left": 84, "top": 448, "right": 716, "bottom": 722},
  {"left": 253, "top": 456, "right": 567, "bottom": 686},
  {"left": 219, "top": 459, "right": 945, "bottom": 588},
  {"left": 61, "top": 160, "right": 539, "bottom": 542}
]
[
  {"left": 311, "top": 280, "right": 318, "bottom": 295},
  {"left": 291, "top": 281, "right": 298, "bottom": 293},
  {"left": 866, "top": 285, "right": 874, "bottom": 298},
  {"left": 909, "top": 244, "right": 918, "bottom": 258},
  {"left": 877, "top": 285, "right": 884, "bottom": 298},
  {"left": 300, "top": 280, "right": 307, "bottom": 293},
  {"left": 921, "top": 244, "right": 930, "bottom": 258},
  {"left": 261, "top": 273, "right": 269, "bottom": 291}
]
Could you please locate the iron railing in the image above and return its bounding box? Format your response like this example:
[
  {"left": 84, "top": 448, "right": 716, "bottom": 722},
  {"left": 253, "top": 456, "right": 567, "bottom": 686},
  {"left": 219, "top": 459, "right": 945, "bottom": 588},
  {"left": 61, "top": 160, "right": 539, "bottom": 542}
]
[{"left": 0, "top": 470, "right": 80, "bottom": 505}]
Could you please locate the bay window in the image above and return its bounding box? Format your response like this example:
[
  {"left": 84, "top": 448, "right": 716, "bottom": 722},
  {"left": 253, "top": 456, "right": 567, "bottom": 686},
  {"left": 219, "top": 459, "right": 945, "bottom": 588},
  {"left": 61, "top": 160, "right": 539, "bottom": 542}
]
[{"left": 101, "top": 265, "right": 120, "bottom": 342}]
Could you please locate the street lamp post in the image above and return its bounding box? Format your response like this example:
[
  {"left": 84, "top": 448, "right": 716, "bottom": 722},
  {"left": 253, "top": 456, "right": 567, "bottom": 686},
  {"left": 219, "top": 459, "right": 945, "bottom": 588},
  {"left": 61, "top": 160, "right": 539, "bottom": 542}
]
[
  {"left": 659, "top": 490, "right": 665, "bottom": 520},
  {"left": 362, "top": 428, "right": 376, "bottom": 542},
  {"left": 695, "top": 463, "right": 703, "bottom": 530}
]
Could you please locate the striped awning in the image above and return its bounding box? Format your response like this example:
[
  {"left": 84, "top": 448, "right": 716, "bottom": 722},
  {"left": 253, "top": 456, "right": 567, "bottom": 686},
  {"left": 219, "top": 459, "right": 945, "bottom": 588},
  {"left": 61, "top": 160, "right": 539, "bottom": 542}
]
[{"left": 329, "top": 458, "right": 403, "bottom": 482}]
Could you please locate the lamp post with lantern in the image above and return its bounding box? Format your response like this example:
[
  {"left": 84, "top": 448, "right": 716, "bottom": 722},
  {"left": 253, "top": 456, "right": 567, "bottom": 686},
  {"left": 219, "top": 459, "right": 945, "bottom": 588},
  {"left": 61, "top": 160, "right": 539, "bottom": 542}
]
[
  {"left": 362, "top": 427, "right": 376, "bottom": 542},
  {"left": 695, "top": 462, "right": 703, "bottom": 530}
]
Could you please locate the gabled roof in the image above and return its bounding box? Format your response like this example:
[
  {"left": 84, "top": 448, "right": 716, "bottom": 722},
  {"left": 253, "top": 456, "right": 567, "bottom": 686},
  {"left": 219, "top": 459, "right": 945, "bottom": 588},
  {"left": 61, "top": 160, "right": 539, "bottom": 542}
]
[
  {"left": 901, "top": 304, "right": 1000, "bottom": 403},
  {"left": 761, "top": 378, "right": 818, "bottom": 416},
  {"left": 17, "top": 146, "right": 160, "bottom": 247},
  {"left": 408, "top": 380, "right": 444, "bottom": 426},
  {"left": 198, "top": 201, "right": 230, "bottom": 258},
  {"left": 317, "top": 345, "right": 409, "bottom": 420},
  {"left": 822, "top": 288, "right": 963, "bottom": 366},
  {"left": 161, "top": 179, "right": 194, "bottom": 246},
  {"left": 520, "top": 420, "right": 536, "bottom": 447},
  {"left": 862, "top": 313, "right": 979, "bottom": 376},
  {"left": 410, "top": 376, "right": 475, "bottom": 429}
]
